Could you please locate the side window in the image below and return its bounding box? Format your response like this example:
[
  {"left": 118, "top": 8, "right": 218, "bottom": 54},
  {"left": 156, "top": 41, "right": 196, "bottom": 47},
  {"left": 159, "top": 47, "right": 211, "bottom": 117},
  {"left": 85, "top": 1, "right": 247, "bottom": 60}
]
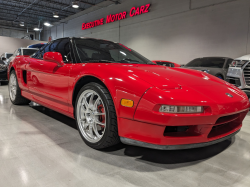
[
  {"left": 32, "top": 43, "right": 51, "bottom": 59},
  {"left": 225, "top": 59, "right": 233, "bottom": 68},
  {"left": 53, "top": 39, "right": 72, "bottom": 63}
]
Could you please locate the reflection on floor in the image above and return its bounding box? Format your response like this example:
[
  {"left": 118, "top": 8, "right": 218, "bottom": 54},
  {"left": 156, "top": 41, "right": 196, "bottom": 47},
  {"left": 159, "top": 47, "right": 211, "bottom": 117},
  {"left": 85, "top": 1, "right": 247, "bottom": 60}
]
[{"left": 0, "top": 84, "right": 250, "bottom": 187}]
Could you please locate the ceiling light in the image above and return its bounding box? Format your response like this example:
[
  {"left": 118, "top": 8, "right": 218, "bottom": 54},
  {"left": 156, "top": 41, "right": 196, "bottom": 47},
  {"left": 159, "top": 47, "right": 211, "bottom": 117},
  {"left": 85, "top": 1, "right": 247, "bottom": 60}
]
[
  {"left": 53, "top": 12, "right": 59, "bottom": 18},
  {"left": 44, "top": 22, "right": 51, "bottom": 26},
  {"left": 20, "top": 22, "right": 24, "bottom": 26},
  {"left": 34, "top": 28, "right": 40, "bottom": 31},
  {"left": 72, "top": 1, "right": 79, "bottom": 8}
]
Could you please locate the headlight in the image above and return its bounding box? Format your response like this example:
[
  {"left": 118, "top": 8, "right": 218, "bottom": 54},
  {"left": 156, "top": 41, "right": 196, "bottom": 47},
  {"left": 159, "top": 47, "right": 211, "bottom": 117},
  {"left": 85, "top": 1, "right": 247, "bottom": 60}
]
[
  {"left": 230, "top": 60, "right": 248, "bottom": 68},
  {"left": 159, "top": 105, "right": 204, "bottom": 113}
]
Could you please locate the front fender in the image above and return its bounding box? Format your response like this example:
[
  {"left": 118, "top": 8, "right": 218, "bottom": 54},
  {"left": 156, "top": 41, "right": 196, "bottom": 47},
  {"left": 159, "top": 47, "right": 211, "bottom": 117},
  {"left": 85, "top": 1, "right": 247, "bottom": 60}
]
[{"left": 69, "top": 63, "right": 152, "bottom": 120}]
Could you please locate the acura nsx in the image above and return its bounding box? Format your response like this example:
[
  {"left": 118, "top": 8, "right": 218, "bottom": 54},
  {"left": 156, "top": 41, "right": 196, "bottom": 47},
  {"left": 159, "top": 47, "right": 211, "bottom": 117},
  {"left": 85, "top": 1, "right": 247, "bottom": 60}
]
[{"left": 8, "top": 37, "right": 250, "bottom": 150}]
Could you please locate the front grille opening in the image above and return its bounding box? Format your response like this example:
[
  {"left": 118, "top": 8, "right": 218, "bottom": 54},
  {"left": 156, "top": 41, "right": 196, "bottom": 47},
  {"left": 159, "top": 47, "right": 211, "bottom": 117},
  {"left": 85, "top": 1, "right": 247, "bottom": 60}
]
[
  {"left": 244, "top": 62, "right": 250, "bottom": 86},
  {"left": 164, "top": 126, "right": 189, "bottom": 133},
  {"left": 215, "top": 113, "right": 240, "bottom": 125},
  {"left": 208, "top": 114, "right": 241, "bottom": 139},
  {"left": 164, "top": 126, "right": 192, "bottom": 137},
  {"left": 226, "top": 77, "right": 241, "bottom": 87}
]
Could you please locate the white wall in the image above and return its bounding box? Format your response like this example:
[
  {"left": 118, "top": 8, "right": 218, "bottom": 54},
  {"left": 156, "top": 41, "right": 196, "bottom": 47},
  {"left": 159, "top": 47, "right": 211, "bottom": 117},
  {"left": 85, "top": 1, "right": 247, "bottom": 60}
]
[
  {"left": 0, "top": 36, "right": 46, "bottom": 55},
  {"left": 42, "top": 0, "right": 250, "bottom": 64}
]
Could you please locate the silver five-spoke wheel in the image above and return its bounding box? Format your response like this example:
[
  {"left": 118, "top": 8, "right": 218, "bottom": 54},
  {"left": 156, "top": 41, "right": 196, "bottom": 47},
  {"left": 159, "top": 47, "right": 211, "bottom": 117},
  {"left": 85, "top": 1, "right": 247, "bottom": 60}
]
[
  {"left": 77, "top": 90, "right": 106, "bottom": 143},
  {"left": 9, "top": 73, "right": 17, "bottom": 101}
]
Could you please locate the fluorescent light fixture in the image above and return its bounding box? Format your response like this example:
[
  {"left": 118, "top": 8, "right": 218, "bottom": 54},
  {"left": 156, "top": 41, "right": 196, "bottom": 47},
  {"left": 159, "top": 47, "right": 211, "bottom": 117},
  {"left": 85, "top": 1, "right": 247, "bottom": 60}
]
[
  {"left": 72, "top": 1, "right": 79, "bottom": 8},
  {"left": 53, "top": 12, "right": 59, "bottom": 18},
  {"left": 44, "top": 22, "right": 51, "bottom": 26},
  {"left": 20, "top": 22, "right": 24, "bottom": 26},
  {"left": 34, "top": 28, "right": 40, "bottom": 31}
]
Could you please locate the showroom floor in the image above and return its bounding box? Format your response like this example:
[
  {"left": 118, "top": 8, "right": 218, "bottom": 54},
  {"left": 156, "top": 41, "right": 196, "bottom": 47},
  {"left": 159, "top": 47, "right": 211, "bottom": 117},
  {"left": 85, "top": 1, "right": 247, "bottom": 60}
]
[{"left": 0, "top": 84, "right": 250, "bottom": 187}]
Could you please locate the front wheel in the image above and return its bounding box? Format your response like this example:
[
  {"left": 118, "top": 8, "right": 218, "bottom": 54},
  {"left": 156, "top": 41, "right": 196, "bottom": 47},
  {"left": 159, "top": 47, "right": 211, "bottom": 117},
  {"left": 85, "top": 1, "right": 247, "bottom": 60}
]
[
  {"left": 75, "top": 82, "right": 120, "bottom": 149},
  {"left": 9, "top": 71, "right": 30, "bottom": 105}
]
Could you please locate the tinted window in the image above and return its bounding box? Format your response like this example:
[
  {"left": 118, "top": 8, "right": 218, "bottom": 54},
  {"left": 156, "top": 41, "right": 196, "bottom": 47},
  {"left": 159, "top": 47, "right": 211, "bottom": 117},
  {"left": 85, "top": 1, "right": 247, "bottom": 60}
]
[
  {"left": 52, "top": 39, "right": 71, "bottom": 62},
  {"left": 6, "top": 54, "right": 13, "bottom": 58},
  {"left": 74, "top": 39, "right": 154, "bottom": 64},
  {"left": 225, "top": 59, "right": 233, "bottom": 68},
  {"left": 23, "top": 49, "right": 38, "bottom": 56},
  {"left": 156, "top": 62, "right": 174, "bottom": 67},
  {"left": 186, "top": 58, "right": 225, "bottom": 68}
]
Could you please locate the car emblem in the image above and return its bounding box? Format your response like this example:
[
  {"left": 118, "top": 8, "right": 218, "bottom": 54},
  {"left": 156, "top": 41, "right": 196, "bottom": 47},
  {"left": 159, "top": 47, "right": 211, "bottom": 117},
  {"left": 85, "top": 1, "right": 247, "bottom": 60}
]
[{"left": 226, "top": 93, "right": 233, "bottom": 98}]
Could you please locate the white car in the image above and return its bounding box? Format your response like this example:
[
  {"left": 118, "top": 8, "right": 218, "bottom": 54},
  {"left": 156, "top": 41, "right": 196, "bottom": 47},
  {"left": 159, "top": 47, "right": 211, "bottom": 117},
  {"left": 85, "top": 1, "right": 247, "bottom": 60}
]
[
  {"left": 226, "top": 54, "right": 250, "bottom": 97},
  {"left": 0, "top": 52, "right": 13, "bottom": 64},
  {"left": 7, "top": 48, "right": 38, "bottom": 64}
]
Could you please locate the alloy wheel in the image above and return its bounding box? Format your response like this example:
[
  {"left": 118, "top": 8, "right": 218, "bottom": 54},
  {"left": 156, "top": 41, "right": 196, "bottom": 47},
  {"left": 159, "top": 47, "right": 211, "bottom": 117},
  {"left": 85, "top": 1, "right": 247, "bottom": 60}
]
[
  {"left": 77, "top": 90, "right": 106, "bottom": 143},
  {"left": 9, "top": 73, "right": 17, "bottom": 101}
]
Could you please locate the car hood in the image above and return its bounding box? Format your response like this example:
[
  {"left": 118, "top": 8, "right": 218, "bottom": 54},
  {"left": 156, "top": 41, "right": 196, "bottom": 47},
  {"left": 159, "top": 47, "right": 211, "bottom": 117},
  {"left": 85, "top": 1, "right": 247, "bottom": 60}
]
[{"left": 109, "top": 64, "right": 248, "bottom": 105}]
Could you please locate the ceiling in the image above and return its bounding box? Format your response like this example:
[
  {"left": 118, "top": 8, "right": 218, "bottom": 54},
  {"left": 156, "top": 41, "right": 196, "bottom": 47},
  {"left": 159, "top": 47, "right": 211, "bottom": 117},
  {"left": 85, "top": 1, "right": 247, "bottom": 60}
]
[{"left": 0, "top": 0, "right": 119, "bottom": 30}]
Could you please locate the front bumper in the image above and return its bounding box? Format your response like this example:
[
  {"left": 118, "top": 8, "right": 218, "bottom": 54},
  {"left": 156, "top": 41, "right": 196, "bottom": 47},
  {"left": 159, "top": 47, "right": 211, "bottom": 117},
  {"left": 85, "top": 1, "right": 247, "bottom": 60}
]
[
  {"left": 118, "top": 109, "right": 247, "bottom": 148},
  {"left": 121, "top": 129, "right": 239, "bottom": 150}
]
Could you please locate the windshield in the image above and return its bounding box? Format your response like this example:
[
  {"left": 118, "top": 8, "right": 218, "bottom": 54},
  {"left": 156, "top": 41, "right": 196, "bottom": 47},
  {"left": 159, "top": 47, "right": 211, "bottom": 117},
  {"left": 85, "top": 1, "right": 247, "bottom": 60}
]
[
  {"left": 23, "top": 49, "right": 38, "bottom": 56},
  {"left": 74, "top": 38, "right": 154, "bottom": 64},
  {"left": 185, "top": 58, "right": 225, "bottom": 68},
  {"left": 6, "top": 54, "right": 13, "bottom": 59}
]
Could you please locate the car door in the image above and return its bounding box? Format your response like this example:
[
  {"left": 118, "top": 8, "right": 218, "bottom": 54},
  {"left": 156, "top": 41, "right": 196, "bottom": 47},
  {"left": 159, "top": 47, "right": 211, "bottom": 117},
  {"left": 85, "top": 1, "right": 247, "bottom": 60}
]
[{"left": 27, "top": 38, "right": 72, "bottom": 112}]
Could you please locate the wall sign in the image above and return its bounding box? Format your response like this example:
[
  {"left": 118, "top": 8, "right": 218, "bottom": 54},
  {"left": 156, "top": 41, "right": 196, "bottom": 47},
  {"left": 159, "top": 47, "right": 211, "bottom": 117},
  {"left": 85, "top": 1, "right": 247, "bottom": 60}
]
[{"left": 82, "top": 4, "right": 151, "bottom": 30}]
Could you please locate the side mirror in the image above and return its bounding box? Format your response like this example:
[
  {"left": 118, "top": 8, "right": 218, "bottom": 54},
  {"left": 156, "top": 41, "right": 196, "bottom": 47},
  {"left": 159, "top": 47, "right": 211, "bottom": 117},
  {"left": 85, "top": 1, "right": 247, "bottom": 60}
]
[{"left": 43, "top": 52, "right": 64, "bottom": 67}]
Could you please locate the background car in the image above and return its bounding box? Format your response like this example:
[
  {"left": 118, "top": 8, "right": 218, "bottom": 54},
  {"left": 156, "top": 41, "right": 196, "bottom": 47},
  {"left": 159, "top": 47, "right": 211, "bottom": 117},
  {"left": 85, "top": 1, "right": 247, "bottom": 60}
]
[
  {"left": 0, "top": 48, "right": 38, "bottom": 85},
  {"left": 27, "top": 43, "right": 47, "bottom": 49},
  {"left": 7, "top": 48, "right": 39, "bottom": 64},
  {"left": 152, "top": 60, "right": 181, "bottom": 67},
  {"left": 183, "top": 57, "right": 233, "bottom": 80},
  {"left": 226, "top": 54, "right": 250, "bottom": 97},
  {"left": 0, "top": 52, "right": 13, "bottom": 63},
  {"left": 8, "top": 37, "right": 250, "bottom": 151}
]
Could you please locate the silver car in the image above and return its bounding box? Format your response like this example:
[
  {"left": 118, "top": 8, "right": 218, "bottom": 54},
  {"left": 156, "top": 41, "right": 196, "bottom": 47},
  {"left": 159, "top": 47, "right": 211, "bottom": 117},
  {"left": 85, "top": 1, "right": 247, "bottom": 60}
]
[{"left": 226, "top": 54, "right": 250, "bottom": 97}]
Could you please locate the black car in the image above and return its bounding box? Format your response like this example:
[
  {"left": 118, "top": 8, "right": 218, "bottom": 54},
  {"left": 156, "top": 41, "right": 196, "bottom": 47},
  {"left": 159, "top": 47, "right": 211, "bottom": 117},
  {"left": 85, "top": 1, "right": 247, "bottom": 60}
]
[
  {"left": 0, "top": 59, "right": 8, "bottom": 84},
  {"left": 183, "top": 57, "right": 233, "bottom": 80}
]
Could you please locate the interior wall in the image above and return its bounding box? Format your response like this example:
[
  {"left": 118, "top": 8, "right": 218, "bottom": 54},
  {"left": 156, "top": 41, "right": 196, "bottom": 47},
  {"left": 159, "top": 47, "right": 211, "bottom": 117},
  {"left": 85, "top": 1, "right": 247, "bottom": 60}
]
[
  {"left": 0, "top": 36, "right": 46, "bottom": 55},
  {"left": 42, "top": 0, "right": 250, "bottom": 64}
]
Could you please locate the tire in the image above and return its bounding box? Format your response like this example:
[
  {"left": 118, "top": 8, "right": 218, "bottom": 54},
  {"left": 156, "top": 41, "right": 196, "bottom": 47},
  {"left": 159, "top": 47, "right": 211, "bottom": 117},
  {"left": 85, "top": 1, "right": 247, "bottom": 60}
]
[
  {"left": 75, "top": 82, "right": 120, "bottom": 149},
  {"left": 9, "top": 70, "right": 30, "bottom": 105},
  {"left": 215, "top": 74, "right": 224, "bottom": 80}
]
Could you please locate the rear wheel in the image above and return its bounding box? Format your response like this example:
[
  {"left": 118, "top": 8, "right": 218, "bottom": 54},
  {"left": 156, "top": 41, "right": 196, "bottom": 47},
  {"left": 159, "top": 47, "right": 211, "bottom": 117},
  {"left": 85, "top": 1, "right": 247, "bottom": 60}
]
[
  {"left": 9, "top": 70, "right": 30, "bottom": 105},
  {"left": 75, "top": 82, "right": 120, "bottom": 149}
]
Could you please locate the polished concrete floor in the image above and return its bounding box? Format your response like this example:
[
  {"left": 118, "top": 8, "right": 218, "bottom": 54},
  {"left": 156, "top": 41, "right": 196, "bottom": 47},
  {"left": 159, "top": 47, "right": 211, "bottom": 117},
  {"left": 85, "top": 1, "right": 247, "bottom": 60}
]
[{"left": 0, "top": 83, "right": 250, "bottom": 187}]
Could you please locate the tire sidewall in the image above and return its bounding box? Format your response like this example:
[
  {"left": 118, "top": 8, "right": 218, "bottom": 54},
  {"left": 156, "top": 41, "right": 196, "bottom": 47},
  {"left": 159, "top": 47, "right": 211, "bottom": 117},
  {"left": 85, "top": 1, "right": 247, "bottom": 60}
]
[
  {"left": 75, "top": 83, "right": 115, "bottom": 149},
  {"left": 9, "top": 71, "right": 17, "bottom": 103}
]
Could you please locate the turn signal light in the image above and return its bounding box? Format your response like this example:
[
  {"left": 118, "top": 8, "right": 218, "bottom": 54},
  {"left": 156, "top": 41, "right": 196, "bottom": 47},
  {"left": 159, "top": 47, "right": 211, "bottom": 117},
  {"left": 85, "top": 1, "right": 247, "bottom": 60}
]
[
  {"left": 121, "top": 99, "right": 134, "bottom": 107},
  {"left": 159, "top": 105, "right": 203, "bottom": 113}
]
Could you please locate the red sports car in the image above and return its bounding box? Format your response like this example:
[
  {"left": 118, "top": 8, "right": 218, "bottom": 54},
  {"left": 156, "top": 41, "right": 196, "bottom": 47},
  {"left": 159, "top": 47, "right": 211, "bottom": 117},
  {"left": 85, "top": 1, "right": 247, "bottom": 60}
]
[
  {"left": 8, "top": 37, "right": 250, "bottom": 150},
  {"left": 152, "top": 60, "right": 181, "bottom": 67}
]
